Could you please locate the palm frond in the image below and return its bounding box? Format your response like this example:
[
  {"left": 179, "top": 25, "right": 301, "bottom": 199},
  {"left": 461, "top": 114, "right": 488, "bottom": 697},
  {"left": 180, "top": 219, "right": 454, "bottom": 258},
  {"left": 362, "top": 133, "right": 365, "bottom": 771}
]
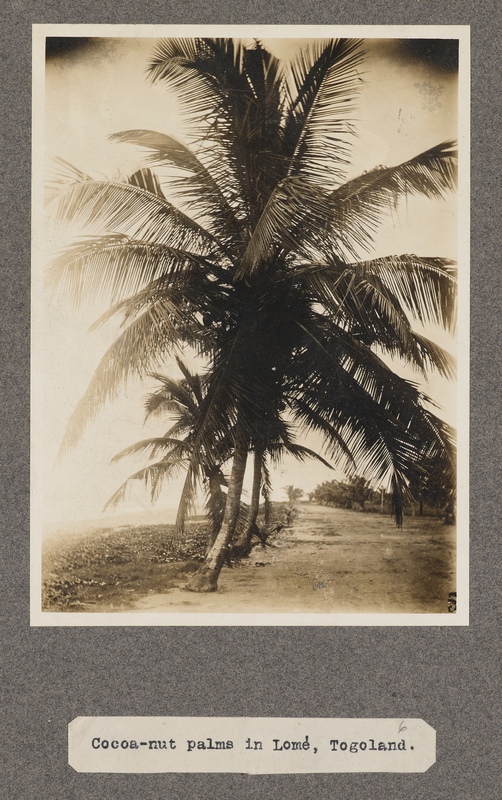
[
  {"left": 47, "top": 234, "right": 222, "bottom": 309},
  {"left": 235, "top": 177, "right": 334, "bottom": 278},
  {"left": 295, "top": 315, "right": 425, "bottom": 404},
  {"left": 110, "top": 437, "right": 187, "bottom": 463},
  {"left": 285, "top": 396, "right": 357, "bottom": 469},
  {"left": 358, "top": 254, "right": 457, "bottom": 332},
  {"left": 285, "top": 316, "right": 456, "bottom": 524},
  {"left": 412, "top": 333, "right": 456, "bottom": 379},
  {"left": 297, "top": 254, "right": 457, "bottom": 332},
  {"left": 143, "top": 375, "right": 200, "bottom": 418},
  {"left": 58, "top": 300, "right": 185, "bottom": 457},
  {"left": 45, "top": 156, "right": 93, "bottom": 203},
  {"left": 148, "top": 38, "right": 291, "bottom": 228},
  {"left": 174, "top": 357, "right": 205, "bottom": 405},
  {"left": 110, "top": 129, "right": 246, "bottom": 246},
  {"left": 236, "top": 139, "right": 457, "bottom": 279},
  {"left": 278, "top": 438, "right": 334, "bottom": 470},
  {"left": 147, "top": 39, "right": 255, "bottom": 216},
  {"left": 305, "top": 267, "right": 425, "bottom": 358},
  {"left": 144, "top": 392, "right": 190, "bottom": 421},
  {"left": 48, "top": 169, "right": 227, "bottom": 257},
  {"left": 147, "top": 38, "right": 248, "bottom": 121},
  {"left": 103, "top": 456, "right": 185, "bottom": 511},
  {"left": 328, "top": 141, "right": 457, "bottom": 257},
  {"left": 284, "top": 38, "right": 365, "bottom": 188},
  {"left": 181, "top": 326, "right": 254, "bottom": 463},
  {"left": 127, "top": 166, "right": 165, "bottom": 197},
  {"left": 300, "top": 267, "right": 455, "bottom": 376}
]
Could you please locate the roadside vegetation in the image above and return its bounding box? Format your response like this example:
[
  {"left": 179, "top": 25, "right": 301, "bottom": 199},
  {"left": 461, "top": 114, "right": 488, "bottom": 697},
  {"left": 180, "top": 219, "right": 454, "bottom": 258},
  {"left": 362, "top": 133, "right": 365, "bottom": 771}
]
[
  {"left": 43, "top": 504, "right": 289, "bottom": 611},
  {"left": 42, "top": 500, "right": 455, "bottom": 613}
]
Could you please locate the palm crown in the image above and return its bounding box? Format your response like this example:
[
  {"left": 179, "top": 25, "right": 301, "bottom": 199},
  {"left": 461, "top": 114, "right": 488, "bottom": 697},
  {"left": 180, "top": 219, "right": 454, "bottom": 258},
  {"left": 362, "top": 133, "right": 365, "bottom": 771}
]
[{"left": 48, "top": 37, "right": 457, "bottom": 590}]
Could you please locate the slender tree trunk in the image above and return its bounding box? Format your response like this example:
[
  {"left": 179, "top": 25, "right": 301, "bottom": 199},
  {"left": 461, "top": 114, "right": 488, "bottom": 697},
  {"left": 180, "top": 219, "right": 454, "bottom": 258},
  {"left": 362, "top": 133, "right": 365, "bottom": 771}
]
[
  {"left": 232, "top": 446, "right": 264, "bottom": 557},
  {"left": 204, "top": 470, "right": 227, "bottom": 551},
  {"left": 264, "top": 496, "right": 272, "bottom": 528},
  {"left": 187, "top": 430, "right": 248, "bottom": 592}
]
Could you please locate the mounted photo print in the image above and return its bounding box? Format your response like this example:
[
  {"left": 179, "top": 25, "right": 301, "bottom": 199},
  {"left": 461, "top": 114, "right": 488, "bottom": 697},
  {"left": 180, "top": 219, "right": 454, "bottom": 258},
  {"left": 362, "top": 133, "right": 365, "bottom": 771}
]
[{"left": 31, "top": 25, "right": 469, "bottom": 625}]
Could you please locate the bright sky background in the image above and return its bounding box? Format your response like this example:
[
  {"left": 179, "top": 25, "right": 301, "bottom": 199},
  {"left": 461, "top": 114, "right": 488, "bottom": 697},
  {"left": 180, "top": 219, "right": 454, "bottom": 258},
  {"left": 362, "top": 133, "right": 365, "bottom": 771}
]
[{"left": 34, "top": 35, "right": 459, "bottom": 528}]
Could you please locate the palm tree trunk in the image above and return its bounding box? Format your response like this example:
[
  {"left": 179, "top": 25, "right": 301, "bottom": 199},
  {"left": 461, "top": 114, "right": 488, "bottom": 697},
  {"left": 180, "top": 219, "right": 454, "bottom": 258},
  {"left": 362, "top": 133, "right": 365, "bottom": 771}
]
[
  {"left": 187, "top": 429, "right": 248, "bottom": 592},
  {"left": 264, "top": 496, "right": 272, "bottom": 528},
  {"left": 205, "top": 472, "right": 226, "bottom": 551},
  {"left": 232, "top": 445, "right": 264, "bottom": 556}
]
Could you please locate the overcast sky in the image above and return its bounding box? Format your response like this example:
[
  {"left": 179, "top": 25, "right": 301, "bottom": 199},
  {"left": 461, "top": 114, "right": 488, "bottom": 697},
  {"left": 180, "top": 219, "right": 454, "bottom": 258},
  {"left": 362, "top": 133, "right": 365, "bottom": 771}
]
[{"left": 34, "top": 33, "right": 460, "bottom": 528}]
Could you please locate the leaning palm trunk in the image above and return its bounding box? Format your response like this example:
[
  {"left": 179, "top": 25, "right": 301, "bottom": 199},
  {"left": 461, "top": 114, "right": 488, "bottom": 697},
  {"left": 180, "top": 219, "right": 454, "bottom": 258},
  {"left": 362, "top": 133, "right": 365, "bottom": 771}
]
[
  {"left": 205, "top": 470, "right": 227, "bottom": 551},
  {"left": 231, "top": 445, "right": 264, "bottom": 557},
  {"left": 264, "top": 496, "right": 272, "bottom": 528},
  {"left": 187, "top": 430, "right": 249, "bottom": 592}
]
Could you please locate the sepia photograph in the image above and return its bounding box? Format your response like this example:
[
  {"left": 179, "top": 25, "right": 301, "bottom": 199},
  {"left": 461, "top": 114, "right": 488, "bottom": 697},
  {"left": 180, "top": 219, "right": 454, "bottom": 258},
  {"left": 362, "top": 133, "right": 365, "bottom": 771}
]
[{"left": 31, "top": 25, "right": 469, "bottom": 624}]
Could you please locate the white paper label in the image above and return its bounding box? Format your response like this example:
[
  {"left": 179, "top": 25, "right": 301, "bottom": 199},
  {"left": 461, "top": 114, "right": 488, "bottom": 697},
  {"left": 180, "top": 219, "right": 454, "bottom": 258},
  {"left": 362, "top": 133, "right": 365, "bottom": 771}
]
[{"left": 68, "top": 716, "right": 435, "bottom": 773}]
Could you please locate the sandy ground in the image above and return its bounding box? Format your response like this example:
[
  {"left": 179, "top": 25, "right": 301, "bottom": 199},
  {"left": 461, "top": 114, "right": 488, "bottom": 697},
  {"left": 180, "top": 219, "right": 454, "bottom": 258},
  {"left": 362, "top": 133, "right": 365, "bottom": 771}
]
[{"left": 131, "top": 504, "right": 456, "bottom": 615}]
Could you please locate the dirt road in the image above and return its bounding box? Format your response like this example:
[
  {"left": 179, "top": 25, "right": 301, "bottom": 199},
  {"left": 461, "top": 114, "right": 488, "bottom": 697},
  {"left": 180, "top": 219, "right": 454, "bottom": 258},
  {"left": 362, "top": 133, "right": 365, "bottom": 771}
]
[{"left": 131, "top": 504, "right": 456, "bottom": 616}]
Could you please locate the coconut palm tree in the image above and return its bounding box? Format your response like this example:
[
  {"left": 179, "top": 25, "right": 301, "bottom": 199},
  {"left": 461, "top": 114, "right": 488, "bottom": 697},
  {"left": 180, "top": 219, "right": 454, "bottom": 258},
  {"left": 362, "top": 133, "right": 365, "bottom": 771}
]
[
  {"left": 104, "top": 359, "right": 229, "bottom": 544},
  {"left": 106, "top": 359, "right": 329, "bottom": 552},
  {"left": 48, "top": 37, "right": 457, "bottom": 592}
]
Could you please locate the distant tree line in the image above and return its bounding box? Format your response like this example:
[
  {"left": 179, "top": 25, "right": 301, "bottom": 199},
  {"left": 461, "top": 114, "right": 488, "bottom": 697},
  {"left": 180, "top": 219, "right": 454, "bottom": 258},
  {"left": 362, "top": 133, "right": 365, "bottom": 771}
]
[
  {"left": 309, "top": 473, "right": 455, "bottom": 522},
  {"left": 309, "top": 476, "right": 374, "bottom": 511}
]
